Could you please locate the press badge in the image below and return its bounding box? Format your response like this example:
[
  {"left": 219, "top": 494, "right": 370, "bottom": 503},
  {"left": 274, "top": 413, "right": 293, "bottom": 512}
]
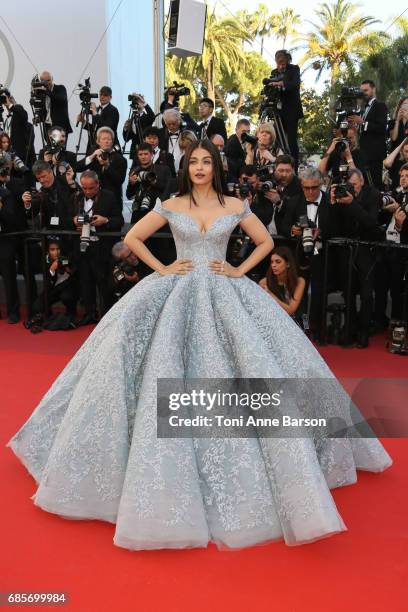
[{"left": 50, "top": 216, "right": 59, "bottom": 226}]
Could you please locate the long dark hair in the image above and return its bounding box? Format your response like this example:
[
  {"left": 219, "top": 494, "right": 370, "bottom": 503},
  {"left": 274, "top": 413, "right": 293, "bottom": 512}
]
[
  {"left": 178, "top": 139, "right": 228, "bottom": 207},
  {"left": 266, "top": 246, "right": 299, "bottom": 299}
]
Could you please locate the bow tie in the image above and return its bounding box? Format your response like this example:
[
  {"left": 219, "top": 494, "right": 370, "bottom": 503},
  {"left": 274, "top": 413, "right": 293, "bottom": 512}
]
[
  {"left": 169, "top": 132, "right": 179, "bottom": 137},
  {"left": 307, "top": 201, "right": 319, "bottom": 206}
]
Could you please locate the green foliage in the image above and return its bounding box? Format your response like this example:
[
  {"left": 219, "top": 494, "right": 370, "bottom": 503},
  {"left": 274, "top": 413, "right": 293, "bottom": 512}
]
[{"left": 298, "top": 88, "right": 332, "bottom": 155}]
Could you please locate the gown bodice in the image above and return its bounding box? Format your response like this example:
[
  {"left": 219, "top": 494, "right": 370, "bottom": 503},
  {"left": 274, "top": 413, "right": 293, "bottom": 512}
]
[{"left": 153, "top": 199, "right": 252, "bottom": 267}]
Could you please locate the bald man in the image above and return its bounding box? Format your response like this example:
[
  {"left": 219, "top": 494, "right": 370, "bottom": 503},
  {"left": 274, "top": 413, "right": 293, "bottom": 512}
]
[{"left": 39, "top": 70, "right": 72, "bottom": 138}]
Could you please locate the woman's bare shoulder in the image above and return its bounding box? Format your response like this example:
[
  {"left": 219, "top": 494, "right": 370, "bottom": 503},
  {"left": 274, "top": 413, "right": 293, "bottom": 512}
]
[
  {"left": 223, "top": 195, "right": 247, "bottom": 214},
  {"left": 161, "top": 196, "right": 189, "bottom": 212}
]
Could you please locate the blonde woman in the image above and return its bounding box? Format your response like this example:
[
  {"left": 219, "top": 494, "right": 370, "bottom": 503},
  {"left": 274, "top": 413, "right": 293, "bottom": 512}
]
[{"left": 245, "top": 122, "right": 283, "bottom": 167}]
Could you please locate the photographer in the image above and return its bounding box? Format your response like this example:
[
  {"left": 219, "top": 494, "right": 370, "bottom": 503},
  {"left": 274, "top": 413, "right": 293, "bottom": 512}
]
[
  {"left": 77, "top": 126, "right": 127, "bottom": 206},
  {"left": 348, "top": 80, "right": 388, "bottom": 189},
  {"left": 0, "top": 156, "right": 27, "bottom": 323},
  {"left": 389, "top": 96, "right": 408, "bottom": 148},
  {"left": 143, "top": 126, "right": 175, "bottom": 175},
  {"left": 224, "top": 119, "right": 251, "bottom": 182},
  {"left": 122, "top": 93, "right": 155, "bottom": 158},
  {"left": 197, "top": 98, "right": 227, "bottom": 141},
  {"left": 268, "top": 50, "right": 303, "bottom": 166},
  {"left": 26, "top": 239, "right": 78, "bottom": 332},
  {"left": 275, "top": 154, "right": 302, "bottom": 199},
  {"left": 318, "top": 125, "right": 366, "bottom": 178},
  {"left": 284, "top": 169, "right": 335, "bottom": 342},
  {"left": 22, "top": 160, "right": 78, "bottom": 235},
  {"left": 374, "top": 164, "right": 408, "bottom": 331},
  {"left": 88, "top": 86, "right": 119, "bottom": 144},
  {"left": 110, "top": 240, "right": 139, "bottom": 302},
  {"left": 329, "top": 168, "right": 381, "bottom": 347},
  {"left": 38, "top": 125, "right": 77, "bottom": 173},
  {"left": 37, "top": 71, "right": 72, "bottom": 138},
  {"left": 245, "top": 122, "right": 283, "bottom": 167},
  {"left": 72, "top": 170, "right": 124, "bottom": 325},
  {"left": 0, "top": 132, "right": 31, "bottom": 187},
  {"left": 158, "top": 109, "right": 184, "bottom": 173},
  {"left": 127, "top": 143, "right": 172, "bottom": 222},
  {"left": 0, "top": 89, "right": 34, "bottom": 166},
  {"left": 384, "top": 138, "right": 408, "bottom": 189}
]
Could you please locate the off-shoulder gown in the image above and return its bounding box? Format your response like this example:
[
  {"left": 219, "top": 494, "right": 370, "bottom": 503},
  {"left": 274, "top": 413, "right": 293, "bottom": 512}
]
[{"left": 7, "top": 199, "right": 392, "bottom": 550}]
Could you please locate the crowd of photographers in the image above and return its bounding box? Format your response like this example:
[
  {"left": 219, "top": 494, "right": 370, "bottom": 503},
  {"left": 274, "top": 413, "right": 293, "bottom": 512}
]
[{"left": 0, "top": 62, "right": 407, "bottom": 350}]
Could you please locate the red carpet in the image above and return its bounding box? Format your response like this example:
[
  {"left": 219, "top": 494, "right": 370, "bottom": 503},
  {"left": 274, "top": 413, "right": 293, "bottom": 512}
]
[{"left": 0, "top": 320, "right": 407, "bottom": 612}]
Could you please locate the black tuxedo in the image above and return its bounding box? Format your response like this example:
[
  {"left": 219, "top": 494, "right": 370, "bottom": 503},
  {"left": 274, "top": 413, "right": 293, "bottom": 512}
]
[
  {"left": 29, "top": 178, "right": 75, "bottom": 232},
  {"left": 76, "top": 149, "right": 127, "bottom": 206},
  {"left": 38, "top": 147, "right": 78, "bottom": 172},
  {"left": 271, "top": 64, "right": 303, "bottom": 165},
  {"left": 0, "top": 184, "right": 24, "bottom": 318},
  {"left": 153, "top": 148, "right": 176, "bottom": 176},
  {"left": 92, "top": 103, "right": 119, "bottom": 136},
  {"left": 6, "top": 104, "right": 32, "bottom": 162},
  {"left": 251, "top": 192, "right": 288, "bottom": 236},
  {"left": 123, "top": 104, "right": 156, "bottom": 157},
  {"left": 359, "top": 98, "right": 388, "bottom": 188},
  {"left": 199, "top": 116, "right": 227, "bottom": 141},
  {"left": 225, "top": 134, "right": 246, "bottom": 181},
  {"left": 71, "top": 188, "right": 123, "bottom": 316},
  {"left": 46, "top": 84, "right": 72, "bottom": 134}
]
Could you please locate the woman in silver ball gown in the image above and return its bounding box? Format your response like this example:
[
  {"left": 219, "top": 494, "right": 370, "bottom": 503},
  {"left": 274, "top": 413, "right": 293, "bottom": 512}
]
[{"left": 8, "top": 140, "right": 392, "bottom": 551}]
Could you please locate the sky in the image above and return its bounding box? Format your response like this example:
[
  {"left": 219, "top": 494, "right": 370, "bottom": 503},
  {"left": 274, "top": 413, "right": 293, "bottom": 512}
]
[{"left": 208, "top": 0, "right": 408, "bottom": 90}]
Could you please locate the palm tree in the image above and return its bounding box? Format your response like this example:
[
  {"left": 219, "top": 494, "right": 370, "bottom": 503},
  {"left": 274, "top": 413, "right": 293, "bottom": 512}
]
[
  {"left": 297, "top": 0, "right": 388, "bottom": 88},
  {"left": 273, "top": 8, "right": 301, "bottom": 48},
  {"left": 250, "top": 3, "right": 276, "bottom": 56}
]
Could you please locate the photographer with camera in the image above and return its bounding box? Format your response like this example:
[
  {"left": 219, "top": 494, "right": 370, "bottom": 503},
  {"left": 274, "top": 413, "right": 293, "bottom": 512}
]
[
  {"left": 245, "top": 123, "right": 283, "bottom": 168},
  {"left": 319, "top": 124, "right": 366, "bottom": 178},
  {"left": 224, "top": 119, "right": 251, "bottom": 182},
  {"left": 0, "top": 132, "right": 31, "bottom": 187},
  {"left": 143, "top": 126, "right": 176, "bottom": 176},
  {"left": 284, "top": 169, "right": 335, "bottom": 342},
  {"left": 329, "top": 168, "right": 381, "bottom": 347},
  {"left": 25, "top": 238, "right": 78, "bottom": 332},
  {"left": 0, "top": 87, "right": 34, "bottom": 167},
  {"left": 265, "top": 50, "right": 303, "bottom": 166},
  {"left": 0, "top": 154, "right": 28, "bottom": 323},
  {"left": 22, "top": 160, "right": 78, "bottom": 236},
  {"left": 38, "top": 125, "right": 77, "bottom": 174},
  {"left": 110, "top": 240, "right": 139, "bottom": 302},
  {"left": 122, "top": 93, "right": 155, "bottom": 158},
  {"left": 384, "top": 138, "right": 408, "bottom": 190},
  {"left": 348, "top": 80, "right": 388, "bottom": 190},
  {"left": 72, "top": 170, "right": 123, "bottom": 325},
  {"left": 373, "top": 163, "right": 408, "bottom": 333},
  {"left": 389, "top": 97, "right": 408, "bottom": 149},
  {"left": 275, "top": 154, "right": 302, "bottom": 199},
  {"left": 77, "top": 126, "right": 127, "bottom": 206},
  {"left": 35, "top": 71, "right": 72, "bottom": 139},
  {"left": 127, "top": 143, "right": 172, "bottom": 222},
  {"left": 89, "top": 86, "right": 119, "bottom": 144}
]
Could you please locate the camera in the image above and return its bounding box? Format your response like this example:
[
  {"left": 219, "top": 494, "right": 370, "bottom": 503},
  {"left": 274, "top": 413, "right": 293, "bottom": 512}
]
[
  {"left": 260, "top": 74, "right": 283, "bottom": 112},
  {"left": 131, "top": 167, "right": 158, "bottom": 214},
  {"left": 164, "top": 81, "right": 190, "bottom": 101},
  {"left": 77, "top": 212, "right": 93, "bottom": 252},
  {"left": 256, "top": 164, "right": 277, "bottom": 192},
  {"left": 0, "top": 155, "right": 11, "bottom": 177},
  {"left": 334, "top": 121, "right": 350, "bottom": 155},
  {"left": 127, "top": 93, "right": 145, "bottom": 109},
  {"left": 333, "top": 164, "right": 355, "bottom": 199},
  {"left": 298, "top": 214, "right": 316, "bottom": 255},
  {"left": 78, "top": 77, "right": 98, "bottom": 104},
  {"left": 241, "top": 132, "right": 258, "bottom": 146},
  {"left": 113, "top": 261, "right": 137, "bottom": 283},
  {"left": 335, "top": 86, "right": 364, "bottom": 120},
  {"left": 0, "top": 84, "right": 10, "bottom": 105}
]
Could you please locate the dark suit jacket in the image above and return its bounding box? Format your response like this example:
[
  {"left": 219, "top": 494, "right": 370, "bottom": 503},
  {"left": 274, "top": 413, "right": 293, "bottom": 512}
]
[
  {"left": 30, "top": 177, "right": 75, "bottom": 231},
  {"left": 8, "top": 104, "right": 31, "bottom": 161},
  {"left": 122, "top": 104, "right": 156, "bottom": 156},
  {"left": 126, "top": 163, "right": 172, "bottom": 200},
  {"left": 283, "top": 191, "right": 334, "bottom": 240},
  {"left": 359, "top": 99, "right": 388, "bottom": 161},
  {"left": 199, "top": 116, "right": 227, "bottom": 141},
  {"left": 76, "top": 150, "right": 127, "bottom": 205},
  {"left": 251, "top": 192, "right": 288, "bottom": 236},
  {"left": 38, "top": 148, "right": 77, "bottom": 172},
  {"left": 271, "top": 64, "right": 303, "bottom": 121},
  {"left": 331, "top": 185, "right": 382, "bottom": 241},
  {"left": 48, "top": 84, "right": 72, "bottom": 134},
  {"left": 92, "top": 103, "right": 120, "bottom": 142}
]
